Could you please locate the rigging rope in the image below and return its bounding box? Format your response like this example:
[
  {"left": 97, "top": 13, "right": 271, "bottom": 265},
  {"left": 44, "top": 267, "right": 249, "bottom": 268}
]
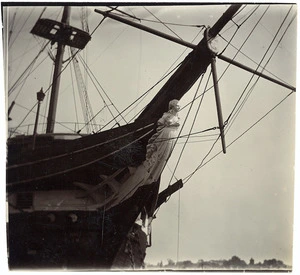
[
  {"left": 10, "top": 40, "right": 88, "bottom": 135},
  {"left": 178, "top": 7, "right": 263, "bottom": 115},
  {"left": 183, "top": 134, "right": 222, "bottom": 184},
  {"left": 170, "top": 72, "right": 210, "bottom": 265},
  {"left": 225, "top": 5, "right": 295, "bottom": 134},
  {"left": 217, "top": 34, "right": 290, "bottom": 86},
  {"left": 8, "top": 41, "right": 51, "bottom": 97},
  {"left": 148, "top": 126, "right": 219, "bottom": 144},
  {"left": 86, "top": 8, "right": 205, "bottom": 128},
  {"left": 108, "top": 10, "right": 205, "bottom": 29},
  {"left": 127, "top": 27, "right": 205, "bottom": 124},
  {"left": 177, "top": 138, "right": 218, "bottom": 145},
  {"left": 236, "top": 5, "right": 260, "bottom": 26},
  {"left": 12, "top": 47, "right": 54, "bottom": 105},
  {"left": 90, "top": 12, "right": 107, "bottom": 36},
  {"left": 143, "top": 6, "right": 183, "bottom": 41},
  {"left": 9, "top": 104, "right": 36, "bottom": 138},
  {"left": 231, "top": 4, "right": 247, "bottom": 19},
  {"left": 217, "top": 23, "right": 239, "bottom": 56},
  {"left": 177, "top": 5, "right": 270, "bottom": 138},
  {"left": 218, "top": 5, "right": 270, "bottom": 85},
  {"left": 182, "top": 5, "right": 295, "bottom": 185},
  {"left": 183, "top": 91, "right": 294, "bottom": 184},
  {"left": 11, "top": 102, "right": 76, "bottom": 134},
  {"left": 10, "top": 47, "right": 84, "bottom": 137},
  {"left": 11, "top": 7, "right": 107, "bottom": 134},
  {"left": 9, "top": 39, "right": 41, "bottom": 64},
  {"left": 8, "top": 8, "right": 25, "bottom": 48},
  {"left": 77, "top": 54, "right": 127, "bottom": 129},
  {"left": 168, "top": 72, "right": 209, "bottom": 187},
  {"left": 221, "top": 5, "right": 259, "bottom": 35},
  {"left": 97, "top": 60, "right": 184, "bottom": 131},
  {"left": 9, "top": 9, "right": 34, "bottom": 48},
  {"left": 176, "top": 188, "right": 181, "bottom": 264},
  {"left": 155, "top": 72, "right": 216, "bottom": 244},
  {"left": 108, "top": 6, "right": 138, "bottom": 21}
]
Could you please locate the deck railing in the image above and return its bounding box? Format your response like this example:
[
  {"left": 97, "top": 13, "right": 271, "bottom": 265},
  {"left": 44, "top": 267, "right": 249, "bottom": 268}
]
[{"left": 8, "top": 122, "right": 104, "bottom": 137}]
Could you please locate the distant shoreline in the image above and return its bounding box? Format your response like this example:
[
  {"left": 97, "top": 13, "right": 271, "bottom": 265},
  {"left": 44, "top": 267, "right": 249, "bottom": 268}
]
[{"left": 145, "top": 256, "right": 291, "bottom": 271}]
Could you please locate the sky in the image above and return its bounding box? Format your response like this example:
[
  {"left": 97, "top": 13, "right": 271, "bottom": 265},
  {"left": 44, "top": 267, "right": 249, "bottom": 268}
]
[{"left": 1, "top": 2, "right": 298, "bottom": 271}]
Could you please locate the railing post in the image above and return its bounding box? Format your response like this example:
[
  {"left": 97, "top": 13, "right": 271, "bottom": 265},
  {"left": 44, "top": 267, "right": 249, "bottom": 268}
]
[{"left": 33, "top": 88, "right": 45, "bottom": 150}]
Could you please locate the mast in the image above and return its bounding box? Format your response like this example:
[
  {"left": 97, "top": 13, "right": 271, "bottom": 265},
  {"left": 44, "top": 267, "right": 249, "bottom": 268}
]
[
  {"left": 46, "top": 6, "right": 70, "bottom": 133},
  {"left": 30, "top": 6, "right": 91, "bottom": 134}
]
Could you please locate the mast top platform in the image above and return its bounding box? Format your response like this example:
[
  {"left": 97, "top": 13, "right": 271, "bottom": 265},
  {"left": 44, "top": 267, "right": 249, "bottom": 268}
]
[{"left": 31, "top": 18, "right": 91, "bottom": 50}]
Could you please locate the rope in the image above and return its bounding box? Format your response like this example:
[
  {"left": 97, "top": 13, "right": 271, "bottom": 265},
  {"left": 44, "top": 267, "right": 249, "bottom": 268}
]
[
  {"left": 182, "top": 6, "right": 295, "bottom": 185},
  {"left": 10, "top": 42, "right": 86, "bottom": 135},
  {"left": 107, "top": 6, "right": 138, "bottom": 21},
  {"left": 98, "top": 60, "right": 184, "bottom": 131},
  {"left": 214, "top": 6, "right": 271, "bottom": 131},
  {"left": 9, "top": 104, "right": 36, "bottom": 138},
  {"left": 218, "top": 21, "right": 240, "bottom": 56},
  {"left": 179, "top": 14, "right": 258, "bottom": 115},
  {"left": 77, "top": 54, "right": 127, "bottom": 127},
  {"left": 11, "top": 102, "right": 76, "bottom": 134},
  {"left": 9, "top": 39, "right": 40, "bottom": 64},
  {"left": 143, "top": 6, "right": 183, "bottom": 41},
  {"left": 177, "top": 138, "right": 218, "bottom": 145},
  {"left": 221, "top": 5, "right": 259, "bottom": 35},
  {"left": 166, "top": 164, "right": 178, "bottom": 181},
  {"left": 217, "top": 34, "right": 290, "bottom": 86},
  {"left": 146, "top": 126, "right": 219, "bottom": 144},
  {"left": 183, "top": 91, "right": 294, "bottom": 184},
  {"left": 169, "top": 72, "right": 220, "bottom": 187},
  {"left": 9, "top": 37, "right": 35, "bottom": 84},
  {"left": 231, "top": 4, "right": 247, "bottom": 19},
  {"left": 9, "top": 8, "right": 34, "bottom": 48},
  {"left": 225, "top": 5, "right": 294, "bottom": 133},
  {"left": 156, "top": 71, "right": 211, "bottom": 260},
  {"left": 236, "top": 5, "right": 260, "bottom": 26},
  {"left": 108, "top": 10, "right": 205, "bottom": 29},
  {"left": 127, "top": 27, "right": 204, "bottom": 124},
  {"left": 8, "top": 41, "right": 50, "bottom": 96},
  {"left": 168, "top": 72, "right": 209, "bottom": 187},
  {"left": 216, "top": 5, "right": 270, "bottom": 91},
  {"left": 176, "top": 188, "right": 181, "bottom": 264},
  {"left": 90, "top": 15, "right": 106, "bottom": 36},
  {"left": 184, "top": 133, "right": 221, "bottom": 184}
]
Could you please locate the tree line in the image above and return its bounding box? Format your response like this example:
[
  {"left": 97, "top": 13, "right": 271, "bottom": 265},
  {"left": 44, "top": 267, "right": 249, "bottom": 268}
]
[{"left": 145, "top": 255, "right": 290, "bottom": 270}]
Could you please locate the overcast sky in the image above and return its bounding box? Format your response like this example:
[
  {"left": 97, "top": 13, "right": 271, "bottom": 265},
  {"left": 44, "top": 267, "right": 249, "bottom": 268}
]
[{"left": 2, "top": 2, "right": 298, "bottom": 270}]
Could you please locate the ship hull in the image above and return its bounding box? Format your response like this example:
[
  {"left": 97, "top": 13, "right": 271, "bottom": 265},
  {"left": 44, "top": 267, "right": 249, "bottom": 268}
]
[
  {"left": 7, "top": 121, "right": 159, "bottom": 270},
  {"left": 7, "top": 183, "right": 156, "bottom": 270}
]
